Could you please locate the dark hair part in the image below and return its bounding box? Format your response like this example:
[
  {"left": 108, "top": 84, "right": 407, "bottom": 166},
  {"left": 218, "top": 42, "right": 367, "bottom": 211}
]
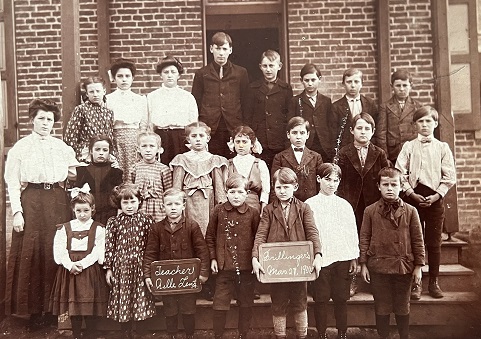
[
  {"left": 211, "top": 31, "right": 232, "bottom": 47},
  {"left": 70, "top": 192, "right": 96, "bottom": 210},
  {"left": 110, "top": 58, "right": 136, "bottom": 77},
  {"left": 342, "top": 68, "right": 363, "bottom": 84},
  {"left": 163, "top": 187, "right": 186, "bottom": 203},
  {"left": 272, "top": 167, "right": 298, "bottom": 185},
  {"left": 260, "top": 50, "right": 281, "bottom": 63},
  {"left": 185, "top": 121, "right": 211, "bottom": 138},
  {"left": 225, "top": 173, "right": 249, "bottom": 191},
  {"left": 300, "top": 63, "right": 322, "bottom": 79},
  {"left": 109, "top": 183, "right": 143, "bottom": 209},
  {"left": 378, "top": 166, "right": 402, "bottom": 184},
  {"left": 351, "top": 113, "right": 375, "bottom": 129},
  {"left": 232, "top": 125, "right": 257, "bottom": 144},
  {"left": 89, "top": 134, "right": 113, "bottom": 153},
  {"left": 28, "top": 98, "right": 61, "bottom": 122},
  {"left": 82, "top": 76, "right": 106, "bottom": 92},
  {"left": 318, "top": 163, "right": 342, "bottom": 180},
  {"left": 391, "top": 69, "right": 412, "bottom": 84},
  {"left": 156, "top": 55, "right": 184, "bottom": 74},
  {"left": 412, "top": 105, "right": 439, "bottom": 122},
  {"left": 287, "top": 116, "right": 311, "bottom": 133}
]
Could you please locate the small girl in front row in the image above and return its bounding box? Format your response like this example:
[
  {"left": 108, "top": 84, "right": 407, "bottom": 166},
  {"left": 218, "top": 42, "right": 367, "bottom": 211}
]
[
  {"left": 75, "top": 135, "right": 123, "bottom": 225},
  {"left": 49, "top": 190, "right": 109, "bottom": 339},
  {"left": 227, "top": 125, "right": 270, "bottom": 215},
  {"left": 131, "top": 132, "right": 173, "bottom": 222},
  {"left": 104, "top": 184, "right": 156, "bottom": 338},
  {"left": 305, "top": 163, "right": 359, "bottom": 339},
  {"left": 64, "top": 76, "right": 115, "bottom": 162},
  {"left": 170, "top": 121, "right": 228, "bottom": 237}
]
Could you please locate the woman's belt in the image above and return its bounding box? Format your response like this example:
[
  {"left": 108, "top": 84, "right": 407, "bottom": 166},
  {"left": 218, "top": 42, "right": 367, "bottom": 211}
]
[{"left": 27, "top": 182, "right": 61, "bottom": 190}]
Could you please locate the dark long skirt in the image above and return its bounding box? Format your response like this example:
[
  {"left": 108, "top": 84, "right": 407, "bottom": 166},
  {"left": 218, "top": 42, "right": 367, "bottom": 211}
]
[{"left": 5, "top": 186, "right": 70, "bottom": 315}]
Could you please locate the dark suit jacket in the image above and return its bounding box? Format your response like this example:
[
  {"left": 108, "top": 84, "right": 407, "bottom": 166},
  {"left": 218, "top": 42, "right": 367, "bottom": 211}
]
[
  {"left": 271, "top": 147, "right": 323, "bottom": 202},
  {"left": 331, "top": 95, "right": 379, "bottom": 153},
  {"left": 191, "top": 60, "right": 249, "bottom": 133},
  {"left": 252, "top": 197, "right": 321, "bottom": 258},
  {"left": 337, "top": 143, "right": 389, "bottom": 211},
  {"left": 245, "top": 78, "right": 293, "bottom": 151},
  {"left": 289, "top": 90, "right": 333, "bottom": 162},
  {"left": 375, "top": 95, "right": 423, "bottom": 162}
]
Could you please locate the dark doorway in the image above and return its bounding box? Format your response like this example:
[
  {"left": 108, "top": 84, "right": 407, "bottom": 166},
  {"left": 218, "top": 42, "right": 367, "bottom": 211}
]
[{"left": 205, "top": 12, "right": 286, "bottom": 82}]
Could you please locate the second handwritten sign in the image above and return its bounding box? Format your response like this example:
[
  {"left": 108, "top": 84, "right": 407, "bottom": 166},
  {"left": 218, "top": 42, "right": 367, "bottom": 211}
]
[{"left": 258, "top": 241, "right": 316, "bottom": 283}]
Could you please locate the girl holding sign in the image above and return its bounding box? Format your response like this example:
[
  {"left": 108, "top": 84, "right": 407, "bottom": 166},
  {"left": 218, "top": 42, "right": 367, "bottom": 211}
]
[{"left": 305, "top": 163, "right": 359, "bottom": 339}]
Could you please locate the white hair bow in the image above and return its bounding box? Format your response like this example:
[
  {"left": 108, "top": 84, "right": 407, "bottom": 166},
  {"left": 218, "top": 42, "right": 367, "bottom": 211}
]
[
  {"left": 70, "top": 183, "right": 91, "bottom": 199},
  {"left": 227, "top": 137, "right": 263, "bottom": 154}
]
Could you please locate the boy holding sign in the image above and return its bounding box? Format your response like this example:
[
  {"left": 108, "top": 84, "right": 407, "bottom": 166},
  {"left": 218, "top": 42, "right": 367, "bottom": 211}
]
[
  {"left": 205, "top": 174, "right": 260, "bottom": 339},
  {"left": 252, "top": 167, "right": 322, "bottom": 339},
  {"left": 143, "top": 188, "right": 209, "bottom": 339}
]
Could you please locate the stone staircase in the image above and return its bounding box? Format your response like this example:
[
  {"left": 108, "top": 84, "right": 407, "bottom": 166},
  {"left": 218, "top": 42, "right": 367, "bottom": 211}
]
[{"left": 93, "top": 238, "right": 479, "bottom": 333}]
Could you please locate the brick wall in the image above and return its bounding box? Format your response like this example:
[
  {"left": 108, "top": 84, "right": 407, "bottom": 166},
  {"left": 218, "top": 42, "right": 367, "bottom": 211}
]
[{"left": 286, "top": 0, "right": 378, "bottom": 101}]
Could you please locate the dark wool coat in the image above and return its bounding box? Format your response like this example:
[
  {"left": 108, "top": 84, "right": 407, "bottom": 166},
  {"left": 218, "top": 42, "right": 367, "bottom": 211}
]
[
  {"left": 252, "top": 197, "right": 321, "bottom": 258},
  {"left": 289, "top": 90, "right": 334, "bottom": 162},
  {"left": 143, "top": 217, "right": 210, "bottom": 279},
  {"left": 245, "top": 78, "right": 293, "bottom": 151},
  {"left": 331, "top": 94, "right": 379, "bottom": 152},
  {"left": 359, "top": 198, "right": 425, "bottom": 274},
  {"left": 191, "top": 60, "right": 249, "bottom": 134},
  {"left": 374, "top": 95, "right": 423, "bottom": 162},
  {"left": 271, "top": 147, "right": 323, "bottom": 202},
  {"left": 337, "top": 142, "right": 389, "bottom": 211},
  {"left": 205, "top": 201, "right": 260, "bottom": 271}
]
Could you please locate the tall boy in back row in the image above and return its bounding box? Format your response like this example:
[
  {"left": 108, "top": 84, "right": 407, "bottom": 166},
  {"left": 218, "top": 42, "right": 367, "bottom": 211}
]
[
  {"left": 375, "top": 69, "right": 423, "bottom": 164},
  {"left": 395, "top": 106, "right": 456, "bottom": 299},
  {"left": 191, "top": 31, "right": 249, "bottom": 158},
  {"left": 331, "top": 68, "right": 378, "bottom": 159}
]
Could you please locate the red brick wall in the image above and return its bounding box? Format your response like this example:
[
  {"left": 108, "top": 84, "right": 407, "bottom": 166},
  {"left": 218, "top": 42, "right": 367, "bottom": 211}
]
[{"left": 286, "top": 0, "right": 378, "bottom": 101}]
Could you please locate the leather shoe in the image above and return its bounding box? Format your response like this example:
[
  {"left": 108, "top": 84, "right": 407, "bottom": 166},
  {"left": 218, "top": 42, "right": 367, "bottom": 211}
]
[
  {"left": 411, "top": 283, "right": 422, "bottom": 300},
  {"left": 428, "top": 277, "right": 444, "bottom": 298}
]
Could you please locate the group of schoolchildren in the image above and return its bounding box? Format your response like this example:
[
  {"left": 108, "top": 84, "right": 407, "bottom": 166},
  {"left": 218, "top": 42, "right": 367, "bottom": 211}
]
[{"left": 40, "top": 31, "right": 456, "bottom": 339}]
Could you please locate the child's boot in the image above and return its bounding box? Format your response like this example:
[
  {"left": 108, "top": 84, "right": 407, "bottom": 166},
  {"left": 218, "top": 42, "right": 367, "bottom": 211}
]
[
  {"left": 395, "top": 313, "right": 410, "bottom": 339},
  {"left": 213, "top": 310, "right": 227, "bottom": 338},
  {"left": 338, "top": 330, "right": 348, "bottom": 339},
  {"left": 410, "top": 280, "right": 422, "bottom": 300},
  {"left": 375, "top": 314, "right": 390, "bottom": 339},
  {"left": 238, "top": 306, "right": 252, "bottom": 339},
  {"left": 182, "top": 313, "right": 195, "bottom": 339},
  {"left": 428, "top": 276, "right": 444, "bottom": 298}
]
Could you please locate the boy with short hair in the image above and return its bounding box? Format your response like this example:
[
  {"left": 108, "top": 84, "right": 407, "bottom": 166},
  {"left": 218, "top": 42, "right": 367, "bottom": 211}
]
[
  {"left": 331, "top": 68, "right": 379, "bottom": 159},
  {"left": 395, "top": 106, "right": 456, "bottom": 299},
  {"left": 360, "top": 167, "right": 425, "bottom": 339},
  {"left": 191, "top": 31, "right": 249, "bottom": 158},
  {"left": 271, "top": 116, "right": 324, "bottom": 202},
  {"left": 205, "top": 174, "right": 260, "bottom": 339},
  {"left": 143, "top": 188, "right": 210, "bottom": 339},
  {"left": 375, "top": 69, "right": 423, "bottom": 163},
  {"left": 337, "top": 113, "right": 389, "bottom": 296},
  {"left": 245, "top": 49, "right": 293, "bottom": 167},
  {"left": 290, "top": 63, "right": 333, "bottom": 162},
  {"left": 252, "top": 167, "right": 322, "bottom": 339}
]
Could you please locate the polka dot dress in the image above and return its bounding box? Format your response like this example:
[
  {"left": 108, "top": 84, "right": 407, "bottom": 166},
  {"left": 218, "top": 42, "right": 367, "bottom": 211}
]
[{"left": 104, "top": 212, "right": 155, "bottom": 322}]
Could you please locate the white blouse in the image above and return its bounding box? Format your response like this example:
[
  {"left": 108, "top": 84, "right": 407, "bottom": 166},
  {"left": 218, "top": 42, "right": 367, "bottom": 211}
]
[
  {"left": 106, "top": 89, "right": 148, "bottom": 129},
  {"left": 305, "top": 192, "right": 359, "bottom": 267},
  {"left": 232, "top": 154, "right": 270, "bottom": 204},
  {"left": 53, "top": 218, "right": 106, "bottom": 271},
  {"left": 4, "top": 133, "right": 78, "bottom": 214},
  {"left": 147, "top": 85, "right": 198, "bottom": 129}
]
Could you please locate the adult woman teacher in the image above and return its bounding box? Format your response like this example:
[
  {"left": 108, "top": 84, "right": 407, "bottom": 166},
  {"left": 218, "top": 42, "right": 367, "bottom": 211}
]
[{"left": 4, "top": 98, "right": 79, "bottom": 330}]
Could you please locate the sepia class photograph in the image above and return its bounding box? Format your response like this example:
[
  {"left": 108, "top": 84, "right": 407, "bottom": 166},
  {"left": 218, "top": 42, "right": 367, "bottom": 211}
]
[{"left": 0, "top": 0, "right": 481, "bottom": 338}]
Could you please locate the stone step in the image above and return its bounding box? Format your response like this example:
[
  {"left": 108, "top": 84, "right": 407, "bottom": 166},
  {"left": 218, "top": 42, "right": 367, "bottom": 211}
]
[
  {"left": 354, "top": 264, "right": 475, "bottom": 293},
  {"left": 94, "top": 291, "right": 477, "bottom": 330}
]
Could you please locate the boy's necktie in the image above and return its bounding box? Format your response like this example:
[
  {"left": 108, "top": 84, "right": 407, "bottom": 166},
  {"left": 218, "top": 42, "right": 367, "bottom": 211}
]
[{"left": 219, "top": 66, "right": 223, "bottom": 79}]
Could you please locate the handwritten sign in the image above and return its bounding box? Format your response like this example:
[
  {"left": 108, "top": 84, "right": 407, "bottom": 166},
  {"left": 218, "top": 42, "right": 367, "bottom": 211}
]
[
  {"left": 150, "top": 258, "right": 202, "bottom": 295},
  {"left": 258, "top": 241, "right": 316, "bottom": 283}
]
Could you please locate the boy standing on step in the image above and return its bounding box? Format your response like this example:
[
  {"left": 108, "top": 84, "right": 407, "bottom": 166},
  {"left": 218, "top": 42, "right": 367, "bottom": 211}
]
[
  {"left": 360, "top": 167, "right": 425, "bottom": 339},
  {"left": 395, "top": 106, "right": 456, "bottom": 299}
]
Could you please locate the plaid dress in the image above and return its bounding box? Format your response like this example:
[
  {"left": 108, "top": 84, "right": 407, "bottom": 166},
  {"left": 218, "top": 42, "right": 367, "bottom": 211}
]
[{"left": 131, "top": 160, "right": 173, "bottom": 222}]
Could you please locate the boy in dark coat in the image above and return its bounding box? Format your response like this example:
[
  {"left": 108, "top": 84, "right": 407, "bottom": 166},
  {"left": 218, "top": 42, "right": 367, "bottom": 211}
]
[
  {"left": 271, "top": 116, "right": 324, "bottom": 202},
  {"left": 245, "top": 49, "right": 293, "bottom": 168},
  {"left": 191, "top": 31, "right": 249, "bottom": 158}
]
